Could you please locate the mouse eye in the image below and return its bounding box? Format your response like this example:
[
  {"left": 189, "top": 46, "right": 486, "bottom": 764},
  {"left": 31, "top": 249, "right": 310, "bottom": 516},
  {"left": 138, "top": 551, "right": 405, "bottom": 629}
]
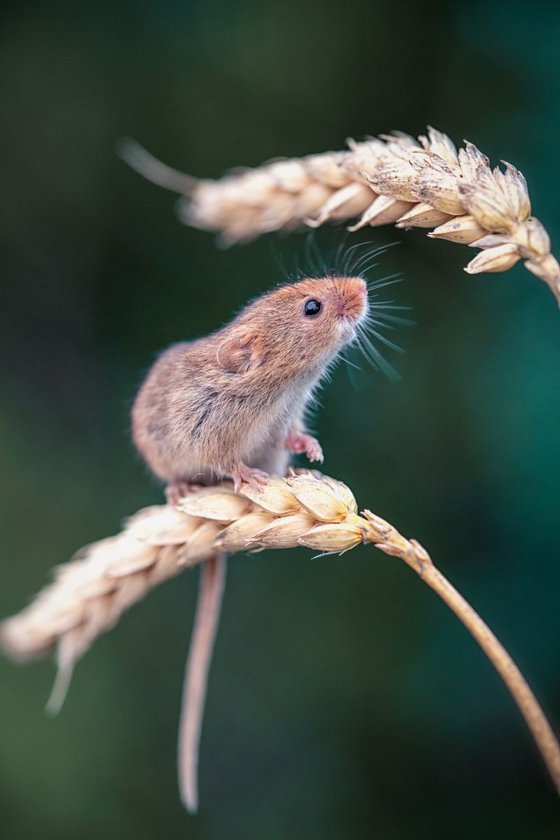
[{"left": 304, "top": 299, "right": 322, "bottom": 317}]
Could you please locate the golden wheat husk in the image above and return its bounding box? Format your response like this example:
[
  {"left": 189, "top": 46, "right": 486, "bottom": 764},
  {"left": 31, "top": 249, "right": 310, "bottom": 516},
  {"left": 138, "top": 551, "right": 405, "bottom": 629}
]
[
  {"left": 2, "top": 472, "right": 560, "bottom": 798},
  {"left": 121, "top": 128, "right": 560, "bottom": 304}
]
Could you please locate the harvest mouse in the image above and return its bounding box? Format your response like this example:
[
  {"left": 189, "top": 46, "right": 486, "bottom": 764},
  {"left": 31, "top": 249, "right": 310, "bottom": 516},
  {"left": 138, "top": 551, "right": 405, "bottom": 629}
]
[
  {"left": 131, "top": 274, "right": 370, "bottom": 812},
  {"left": 132, "top": 275, "right": 369, "bottom": 503}
]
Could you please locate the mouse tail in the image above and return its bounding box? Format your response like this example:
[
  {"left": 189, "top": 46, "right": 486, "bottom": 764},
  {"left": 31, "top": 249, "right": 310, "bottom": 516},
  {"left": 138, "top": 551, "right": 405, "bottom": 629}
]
[
  {"left": 178, "top": 551, "right": 227, "bottom": 813},
  {"left": 117, "top": 138, "right": 197, "bottom": 194}
]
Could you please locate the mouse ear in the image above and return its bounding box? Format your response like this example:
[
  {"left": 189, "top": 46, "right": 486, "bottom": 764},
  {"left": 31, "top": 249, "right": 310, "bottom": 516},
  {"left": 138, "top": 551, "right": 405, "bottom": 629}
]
[{"left": 217, "top": 332, "right": 261, "bottom": 374}]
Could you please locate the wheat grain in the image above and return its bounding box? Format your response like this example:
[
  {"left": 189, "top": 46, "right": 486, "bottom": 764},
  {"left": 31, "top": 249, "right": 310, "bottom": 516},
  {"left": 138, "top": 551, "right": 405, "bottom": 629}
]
[
  {"left": 121, "top": 128, "right": 560, "bottom": 304},
  {"left": 2, "top": 472, "right": 560, "bottom": 800},
  {"left": 0, "top": 477, "right": 357, "bottom": 665}
]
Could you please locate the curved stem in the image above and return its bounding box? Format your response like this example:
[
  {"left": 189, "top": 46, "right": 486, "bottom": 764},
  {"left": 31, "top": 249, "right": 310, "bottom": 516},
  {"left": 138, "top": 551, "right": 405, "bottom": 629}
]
[{"left": 398, "top": 547, "right": 560, "bottom": 795}]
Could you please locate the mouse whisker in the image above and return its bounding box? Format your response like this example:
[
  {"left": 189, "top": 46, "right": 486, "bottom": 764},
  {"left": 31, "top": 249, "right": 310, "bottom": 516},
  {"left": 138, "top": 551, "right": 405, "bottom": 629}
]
[
  {"left": 366, "top": 273, "right": 402, "bottom": 292},
  {"left": 367, "top": 310, "right": 414, "bottom": 328},
  {"left": 304, "top": 231, "right": 330, "bottom": 278},
  {"left": 349, "top": 239, "right": 396, "bottom": 269},
  {"left": 359, "top": 323, "right": 404, "bottom": 355},
  {"left": 364, "top": 317, "right": 397, "bottom": 332},
  {"left": 350, "top": 252, "right": 382, "bottom": 275},
  {"left": 339, "top": 352, "right": 362, "bottom": 371},
  {"left": 348, "top": 241, "right": 399, "bottom": 277},
  {"left": 340, "top": 239, "right": 381, "bottom": 275},
  {"left": 364, "top": 304, "right": 410, "bottom": 321},
  {"left": 355, "top": 334, "right": 400, "bottom": 381},
  {"left": 351, "top": 254, "right": 383, "bottom": 276},
  {"left": 333, "top": 229, "right": 352, "bottom": 274},
  {"left": 369, "top": 299, "right": 412, "bottom": 312}
]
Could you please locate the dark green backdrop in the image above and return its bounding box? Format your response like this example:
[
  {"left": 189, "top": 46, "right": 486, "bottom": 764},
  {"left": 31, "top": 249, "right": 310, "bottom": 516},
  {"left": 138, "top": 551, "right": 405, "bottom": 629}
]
[{"left": 1, "top": 1, "right": 559, "bottom": 838}]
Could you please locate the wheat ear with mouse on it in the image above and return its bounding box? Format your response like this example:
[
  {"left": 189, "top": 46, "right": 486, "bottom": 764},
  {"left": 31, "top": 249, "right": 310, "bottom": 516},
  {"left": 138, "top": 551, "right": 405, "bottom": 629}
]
[
  {"left": 2, "top": 472, "right": 560, "bottom": 808},
  {"left": 119, "top": 127, "right": 560, "bottom": 304}
]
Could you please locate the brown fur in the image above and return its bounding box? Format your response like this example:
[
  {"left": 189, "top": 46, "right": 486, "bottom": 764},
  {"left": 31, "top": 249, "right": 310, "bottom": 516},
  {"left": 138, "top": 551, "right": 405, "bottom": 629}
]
[
  {"left": 132, "top": 276, "right": 368, "bottom": 809},
  {"left": 131, "top": 276, "right": 368, "bottom": 492}
]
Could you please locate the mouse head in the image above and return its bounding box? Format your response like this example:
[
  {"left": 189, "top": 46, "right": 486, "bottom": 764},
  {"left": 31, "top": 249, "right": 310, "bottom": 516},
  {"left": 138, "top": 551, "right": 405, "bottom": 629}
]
[
  {"left": 218, "top": 276, "right": 368, "bottom": 377},
  {"left": 276, "top": 276, "right": 368, "bottom": 347}
]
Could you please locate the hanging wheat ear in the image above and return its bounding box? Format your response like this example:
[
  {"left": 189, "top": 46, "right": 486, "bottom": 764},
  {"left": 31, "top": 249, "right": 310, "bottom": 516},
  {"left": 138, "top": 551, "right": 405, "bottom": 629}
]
[
  {"left": 120, "top": 128, "right": 560, "bottom": 304},
  {"left": 2, "top": 473, "right": 560, "bottom": 807}
]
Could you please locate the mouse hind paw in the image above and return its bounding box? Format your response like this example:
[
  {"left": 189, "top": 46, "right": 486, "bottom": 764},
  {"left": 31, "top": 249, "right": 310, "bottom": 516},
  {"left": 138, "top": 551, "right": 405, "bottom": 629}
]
[
  {"left": 165, "top": 480, "right": 204, "bottom": 506},
  {"left": 231, "top": 464, "right": 269, "bottom": 493}
]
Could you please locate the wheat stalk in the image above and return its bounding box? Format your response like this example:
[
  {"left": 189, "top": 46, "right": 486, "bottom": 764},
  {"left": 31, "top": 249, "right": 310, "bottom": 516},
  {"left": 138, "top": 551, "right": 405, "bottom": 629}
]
[
  {"left": 2, "top": 472, "right": 560, "bottom": 802},
  {"left": 121, "top": 128, "right": 560, "bottom": 304}
]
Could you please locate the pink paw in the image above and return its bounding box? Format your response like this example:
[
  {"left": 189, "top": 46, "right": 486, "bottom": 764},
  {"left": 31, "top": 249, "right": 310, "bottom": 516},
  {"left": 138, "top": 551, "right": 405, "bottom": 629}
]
[
  {"left": 290, "top": 467, "right": 323, "bottom": 479},
  {"left": 285, "top": 432, "right": 324, "bottom": 464},
  {"left": 165, "top": 480, "right": 203, "bottom": 506},
  {"left": 231, "top": 464, "right": 269, "bottom": 493}
]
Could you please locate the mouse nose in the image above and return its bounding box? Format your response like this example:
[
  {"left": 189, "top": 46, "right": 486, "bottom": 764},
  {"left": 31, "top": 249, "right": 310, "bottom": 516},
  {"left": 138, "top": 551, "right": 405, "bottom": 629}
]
[
  {"left": 350, "top": 277, "right": 367, "bottom": 300},
  {"left": 338, "top": 277, "right": 368, "bottom": 321}
]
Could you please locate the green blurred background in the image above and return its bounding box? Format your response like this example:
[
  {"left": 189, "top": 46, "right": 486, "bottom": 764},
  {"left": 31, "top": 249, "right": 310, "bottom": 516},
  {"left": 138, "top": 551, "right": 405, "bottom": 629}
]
[{"left": 1, "top": 1, "right": 559, "bottom": 837}]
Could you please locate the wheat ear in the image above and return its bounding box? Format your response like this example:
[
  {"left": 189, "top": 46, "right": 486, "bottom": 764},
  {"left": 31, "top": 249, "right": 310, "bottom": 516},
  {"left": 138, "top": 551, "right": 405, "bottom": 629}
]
[
  {"left": 120, "top": 128, "right": 560, "bottom": 304},
  {"left": 2, "top": 473, "right": 560, "bottom": 800}
]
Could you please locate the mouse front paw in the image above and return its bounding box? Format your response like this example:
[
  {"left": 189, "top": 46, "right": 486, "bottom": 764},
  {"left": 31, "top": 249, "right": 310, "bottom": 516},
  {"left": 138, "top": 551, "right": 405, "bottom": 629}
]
[
  {"left": 231, "top": 464, "right": 269, "bottom": 493},
  {"left": 285, "top": 431, "right": 324, "bottom": 464}
]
